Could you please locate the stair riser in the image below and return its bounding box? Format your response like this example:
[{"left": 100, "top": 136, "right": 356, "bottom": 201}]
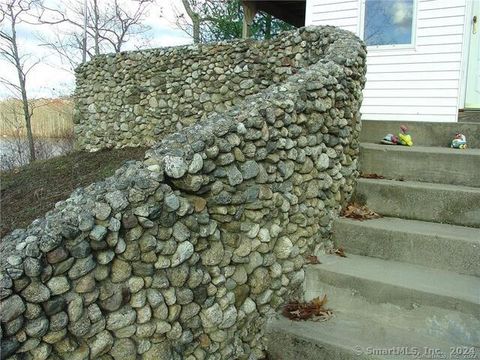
[
  {"left": 360, "top": 121, "right": 480, "bottom": 148},
  {"left": 333, "top": 219, "right": 480, "bottom": 277},
  {"left": 355, "top": 180, "right": 480, "bottom": 228},
  {"left": 306, "top": 267, "right": 480, "bottom": 317},
  {"left": 266, "top": 328, "right": 374, "bottom": 360},
  {"left": 359, "top": 146, "right": 480, "bottom": 187}
]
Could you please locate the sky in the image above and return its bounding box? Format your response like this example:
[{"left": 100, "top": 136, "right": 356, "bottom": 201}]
[
  {"left": 0, "top": 0, "right": 193, "bottom": 99},
  {"left": 1, "top": 0, "right": 417, "bottom": 99},
  {"left": 364, "top": 0, "right": 414, "bottom": 46}
]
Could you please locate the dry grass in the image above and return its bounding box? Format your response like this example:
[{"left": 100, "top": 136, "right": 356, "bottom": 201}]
[
  {"left": 0, "top": 98, "right": 73, "bottom": 138},
  {"left": 0, "top": 147, "right": 147, "bottom": 238}
]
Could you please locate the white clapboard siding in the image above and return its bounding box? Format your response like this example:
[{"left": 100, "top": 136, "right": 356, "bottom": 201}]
[
  {"left": 365, "top": 114, "right": 456, "bottom": 122},
  {"left": 306, "top": 0, "right": 468, "bottom": 122},
  {"left": 366, "top": 44, "right": 463, "bottom": 57},
  {"left": 366, "top": 79, "right": 459, "bottom": 89},
  {"left": 366, "top": 71, "right": 460, "bottom": 81},
  {"left": 305, "top": 0, "right": 359, "bottom": 34},
  {"left": 418, "top": 15, "right": 465, "bottom": 28},
  {"left": 366, "top": 52, "right": 460, "bottom": 64},
  {"left": 362, "top": 97, "right": 458, "bottom": 107},
  {"left": 417, "top": 35, "right": 464, "bottom": 46},
  {"left": 367, "top": 62, "right": 461, "bottom": 73},
  {"left": 362, "top": 88, "right": 459, "bottom": 98},
  {"left": 417, "top": 25, "right": 464, "bottom": 37}
]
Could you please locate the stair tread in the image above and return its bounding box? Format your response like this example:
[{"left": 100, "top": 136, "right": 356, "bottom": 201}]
[
  {"left": 357, "top": 177, "right": 480, "bottom": 192},
  {"left": 359, "top": 120, "right": 480, "bottom": 148},
  {"left": 335, "top": 217, "right": 480, "bottom": 244},
  {"left": 269, "top": 280, "right": 480, "bottom": 358},
  {"left": 268, "top": 316, "right": 455, "bottom": 359},
  {"left": 312, "top": 254, "right": 480, "bottom": 306},
  {"left": 361, "top": 142, "right": 480, "bottom": 155},
  {"left": 333, "top": 217, "right": 480, "bottom": 276}
]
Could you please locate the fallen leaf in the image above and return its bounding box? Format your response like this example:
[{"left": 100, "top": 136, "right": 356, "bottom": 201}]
[
  {"left": 305, "top": 255, "right": 321, "bottom": 264},
  {"left": 328, "top": 246, "right": 347, "bottom": 258},
  {"left": 360, "top": 172, "right": 385, "bottom": 179},
  {"left": 282, "top": 295, "right": 333, "bottom": 321},
  {"left": 341, "top": 202, "right": 382, "bottom": 221}
]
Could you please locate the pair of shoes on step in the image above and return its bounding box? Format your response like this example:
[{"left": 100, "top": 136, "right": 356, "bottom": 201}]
[
  {"left": 381, "top": 125, "right": 413, "bottom": 146},
  {"left": 380, "top": 126, "right": 468, "bottom": 149},
  {"left": 451, "top": 133, "right": 467, "bottom": 149}
]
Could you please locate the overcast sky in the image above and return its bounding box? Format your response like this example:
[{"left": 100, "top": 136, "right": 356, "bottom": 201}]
[{"left": 0, "top": 0, "right": 192, "bottom": 99}]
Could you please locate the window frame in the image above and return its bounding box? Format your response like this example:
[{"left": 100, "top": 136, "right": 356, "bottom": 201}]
[{"left": 359, "top": 0, "right": 418, "bottom": 51}]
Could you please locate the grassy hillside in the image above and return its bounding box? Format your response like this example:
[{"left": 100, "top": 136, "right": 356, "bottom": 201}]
[
  {"left": 0, "top": 98, "right": 74, "bottom": 138},
  {"left": 0, "top": 147, "right": 147, "bottom": 238}
]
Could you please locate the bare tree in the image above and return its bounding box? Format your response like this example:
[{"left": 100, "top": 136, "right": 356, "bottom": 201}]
[
  {"left": 0, "top": 0, "right": 41, "bottom": 162},
  {"left": 102, "top": 0, "right": 155, "bottom": 53},
  {"left": 174, "top": 0, "right": 293, "bottom": 44},
  {"left": 37, "top": 0, "right": 156, "bottom": 70},
  {"left": 175, "top": 0, "right": 222, "bottom": 44},
  {"left": 179, "top": 0, "right": 203, "bottom": 44}
]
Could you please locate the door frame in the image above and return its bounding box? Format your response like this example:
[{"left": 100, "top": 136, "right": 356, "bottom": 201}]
[{"left": 459, "top": 0, "right": 476, "bottom": 110}]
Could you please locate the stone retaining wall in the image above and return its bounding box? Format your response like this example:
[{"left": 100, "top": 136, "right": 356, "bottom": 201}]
[
  {"left": 1, "top": 26, "right": 366, "bottom": 360},
  {"left": 74, "top": 26, "right": 362, "bottom": 151}
]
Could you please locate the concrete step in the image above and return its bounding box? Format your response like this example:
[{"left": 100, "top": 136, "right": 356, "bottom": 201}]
[
  {"left": 333, "top": 217, "right": 480, "bottom": 277},
  {"left": 354, "top": 178, "right": 480, "bottom": 228},
  {"left": 359, "top": 143, "right": 480, "bottom": 187},
  {"left": 306, "top": 254, "right": 480, "bottom": 317},
  {"left": 360, "top": 120, "right": 480, "bottom": 148},
  {"left": 267, "top": 282, "right": 480, "bottom": 359},
  {"left": 459, "top": 111, "right": 480, "bottom": 124}
]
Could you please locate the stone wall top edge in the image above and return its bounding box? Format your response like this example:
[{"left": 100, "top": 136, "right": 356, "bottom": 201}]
[{"left": 74, "top": 25, "right": 364, "bottom": 73}]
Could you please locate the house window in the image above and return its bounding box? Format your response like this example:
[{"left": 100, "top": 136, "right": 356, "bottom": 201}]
[{"left": 363, "top": 0, "right": 415, "bottom": 46}]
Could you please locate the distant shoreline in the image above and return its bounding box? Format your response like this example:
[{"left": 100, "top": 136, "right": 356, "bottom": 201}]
[{"left": 0, "top": 137, "right": 74, "bottom": 171}]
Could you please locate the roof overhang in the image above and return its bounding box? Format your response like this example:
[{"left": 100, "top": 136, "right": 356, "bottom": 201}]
[{"left": 242, "top": 0, "right": 306, "bottom": 28}]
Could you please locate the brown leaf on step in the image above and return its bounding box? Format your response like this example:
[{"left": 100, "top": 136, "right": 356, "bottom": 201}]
[
  {"left": 360, "top": 172, "right": 385, "bottom": 179},
  {"left": 305, "top": 255, "right": 321, "bottom": 264},
  {"left": 282, "top": 295, "right": 333, "bottom": 321},
  {"left": 341, "top": 202, "right": 382, "bottom": 221},
  {"left": 328, "top": 246, "right": 347, "bottom": 258}
]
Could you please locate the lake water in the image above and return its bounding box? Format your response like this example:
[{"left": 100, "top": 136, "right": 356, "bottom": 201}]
[{"left": 0, "top": 137, "right": 73, "bottom": 171}]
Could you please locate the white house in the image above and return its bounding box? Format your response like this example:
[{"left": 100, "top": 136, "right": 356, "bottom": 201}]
[{"left": 243, "top": 0, "right": 479, "bottom": 122}]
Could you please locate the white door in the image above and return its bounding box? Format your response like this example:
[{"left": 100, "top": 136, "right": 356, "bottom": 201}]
[{"left": 466, "top": 1, "right": 480, "bottom": 109}]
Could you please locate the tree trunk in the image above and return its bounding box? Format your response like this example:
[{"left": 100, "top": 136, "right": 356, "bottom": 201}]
[
  {"left": 82, "top": 0, "right": 88, "bottom": 62},
  {"left": 193, "top": 16, "right": 200, "bottom": 44},
  {"left": 242, "top": 1, "right": 257, "bottom": 39},
  {"left": 21, "top": 90, "right": 35, "bottom": 162},
  {"left": 181, "top": 0, "right": 201, "bottom": 43},
  {"left": 93, "top": 0, "right": 100, "bottom": 55},
  {"left": 9, "top": 7, "right": 35, "bottom": 161},
  {"left": 264, "top": 14, "right": 272, "bottom": 39}
]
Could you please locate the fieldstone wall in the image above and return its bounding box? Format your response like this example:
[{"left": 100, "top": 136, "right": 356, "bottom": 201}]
[
  {"left": 74, "top": 26, "right": 361, "bottom": 151},
  {"left": 1, "top": 26, "right": 366, "bottom": 360}
]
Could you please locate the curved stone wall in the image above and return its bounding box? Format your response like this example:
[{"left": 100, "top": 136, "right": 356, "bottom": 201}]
[
  {"left": 74, "top": 26, "right": 363, "bottom": 151},
  {"left": 1, "top": 26, "right": 366, "bottom": 360}
]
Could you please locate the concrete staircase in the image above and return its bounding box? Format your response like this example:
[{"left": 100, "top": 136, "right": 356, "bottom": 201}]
[{"left": 266, "top": 120, "right": 480, "bottom": 359}]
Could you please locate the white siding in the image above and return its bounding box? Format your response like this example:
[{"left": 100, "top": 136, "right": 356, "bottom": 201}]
[
  {"left": 305, "top": 0, "right": 360, "bottom": 34},
  {"left": 305, "top": 0, "right": 468, "bottom": 122}
]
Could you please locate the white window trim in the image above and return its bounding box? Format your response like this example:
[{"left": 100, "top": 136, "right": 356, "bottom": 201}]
[{"left": 358, "top": 0, "right": 418, "bottom": 51}]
